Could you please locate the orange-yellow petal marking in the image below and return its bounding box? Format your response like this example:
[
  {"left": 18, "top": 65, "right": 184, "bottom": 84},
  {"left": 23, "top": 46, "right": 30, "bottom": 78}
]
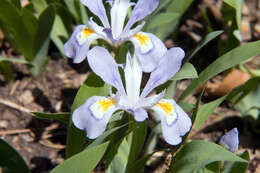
[
  {"left": 156, "top": 101, "right": 173, "bottom": 116},
  {"left": 134, "top": 33, "right": 149, "bottom": 46},
  {"left": 98, "top": 98, "right": 116, "bottom": 112},
  {"left": 76, "top": 28, "right": 95, "bottom": 45},
  {"left": 90, "top": 98, "right": 116, "bottom": 119},
  {"left": 82, "top": 28, "right": 94, "bottom": 38}
]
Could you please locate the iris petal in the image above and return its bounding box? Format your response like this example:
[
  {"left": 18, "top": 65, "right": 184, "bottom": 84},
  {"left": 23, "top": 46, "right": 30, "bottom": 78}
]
[
  {"left": 72, "top": 96, "right": 119, "bottom": 139},
  {"left": 124, "top": 0, "right": 159, "bottom": 31},
  {"left": 87, "top": 46, "right": 126, "bottom": 96},
  {"left": 64, "top": 25, "right": 102, "bottom": 63},
  {"left": 110, "top": 0, "right": 134, "bottom": 39},
  {"left": 220, "top": 128, "right": 239, "bottom": 153},
  {"left": 151, "top": 99, "right": 191, "bottom": 145},
  {"left": 141, "top": 47, "right": 185, "bottom": 97},
  {"left": 130, "top": 32, "right": 167, "bottom": 72},
  {"left": 81, "top": 0, "right": 110, "bottom": 28}
]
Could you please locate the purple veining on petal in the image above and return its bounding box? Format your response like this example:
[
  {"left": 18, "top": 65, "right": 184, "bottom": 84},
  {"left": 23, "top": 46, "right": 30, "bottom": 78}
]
[{"left": 141, "top": 47, "right": 185, "bottom": 97}]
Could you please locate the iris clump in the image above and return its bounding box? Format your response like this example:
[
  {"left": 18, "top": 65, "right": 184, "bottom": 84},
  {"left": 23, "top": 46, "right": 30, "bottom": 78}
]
[{"left": 65, "top": 0, "right": 192, "bottom": 145}]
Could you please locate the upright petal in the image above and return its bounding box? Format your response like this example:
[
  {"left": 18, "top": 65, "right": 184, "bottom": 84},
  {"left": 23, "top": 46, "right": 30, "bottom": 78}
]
[
  {"left": 130, "top": 32, "right": 167, "bottom": 72},
  {"left": 150, "top": 99, "right": 191, "bottom": 145},
  {"left": 64, "top": 25, "right": 102, "bottom": 63},
  {"left": 124, "top": 54, "right": 142, "bottom": 105},
  {"left": 124, "top": 0, "right": 159, "bottom": 31},
  {"left": 81, "top": 0, "right": 110, "bottom": 28},
  {"left": 72, "top": 96, "right": 119, "bottom": 139},
  {"left": 141, "top": 47, "right": 185, "bottom": 97},
  {"left": 87, "top": 46, "right": 126, "bottom": 96},
  {"left": 219, "top": 128, "right": 239, "bottom": 153},
  {"left": 110, "top": 0, "right": 134, "bottom": 39}
]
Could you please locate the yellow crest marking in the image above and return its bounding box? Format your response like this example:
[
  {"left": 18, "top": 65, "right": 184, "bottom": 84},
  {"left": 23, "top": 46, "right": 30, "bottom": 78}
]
[
  {"left": 98, "top": 98, "right": 116, "bottom": 112},
  {"left": 82, "top": 28, "right": 94, "bottom": 38},
  {"left": 134, "top": 33, "right": 149, "bottom": 46},
  {"left": 156, "top": 101, "right": 173, "bottom": 116}
]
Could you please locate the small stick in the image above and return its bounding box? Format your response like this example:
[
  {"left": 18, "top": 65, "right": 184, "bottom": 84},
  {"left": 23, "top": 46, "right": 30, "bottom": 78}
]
[
  {"left": 9, "top": 81, "right": 20, "bottom": 96},
  {"left": 0, "top": 98, "right": 34, "bottom": 115},
  {"left": 0, "top": 129, "right": 31, "bottom": 135}
]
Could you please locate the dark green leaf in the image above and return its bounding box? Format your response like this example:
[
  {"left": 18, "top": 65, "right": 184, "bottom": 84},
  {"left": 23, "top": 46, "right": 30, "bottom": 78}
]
[
  {"left": 9, "top": 0, "right": 21, "bottom": 9},
  {"left": 106, "top": 138, "right": 130, "bottom": 173},
  {"left": 145, "top": 13, "right": 179, "bottom": 31},
  {"left": 179, "top": 40, "right": 260, "bottom": 101},
  {"left": 30, "top": 4, "right": 55, "bottom": 76},
  {"left": 51, "top": 142, "right": 109, "bottom": 173},
  {"left": 32, "top": 4, "right": 55, "bottom": 56},
  {"left": 21, "top": 8, "right": 38, "bottom": 39},
  {"left": 66, "top": 73, "right": 109, "bottom": 158},
  {"left": 0, "top": 0, "right": 33, "bottom": 60},
  {"left": 186, "top": 31, "right": 223, "bottom": 62},
  {"left": 31, "top": 112, "right": 70, "bottom": 124},
  {"left": 172, "top": 63, "right": 198, "bottom": 81},
  {"left": 126, "top": 154, "right": 153, "bottom": 173},
  {"left": 168, "top": 140, "right": 247, "bottom": 173},
  {"left": 222, "top": 150, "right": 250, "bottom": 173},
  {"left": 0, "top": 138, "right": 29, "bottom": 173},
  {"left": 127, "top": 121, "right": 147, "bottom": 168},
  {"left": 0, "top": 62, "right": 14, "bottom": 83}
]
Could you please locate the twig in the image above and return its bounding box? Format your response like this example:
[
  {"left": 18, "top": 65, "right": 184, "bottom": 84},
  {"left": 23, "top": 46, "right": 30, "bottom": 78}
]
[
  {"left": 0, "top": 98, "right": 34, "bottom": 115},
  {"left": 0, "top": 129, "right": 31, "bottom": 135},
  {"left": 39, "top": 140, "right": 66, "bottom": 149},
  {"left": 9, "top": 81, "right": 20, "bottom": 96}
]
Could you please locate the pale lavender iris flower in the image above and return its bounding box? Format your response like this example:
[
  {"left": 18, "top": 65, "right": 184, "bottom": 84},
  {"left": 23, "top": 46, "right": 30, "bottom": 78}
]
[
  {"left": 64, "top": 0, "right": 167, "bottom": 72},
  {"left": 72, "top": 46, "right": 192, "bottom": 145},
  {"left": 219, "top": 128, "right": 239, "bottom": 153}
]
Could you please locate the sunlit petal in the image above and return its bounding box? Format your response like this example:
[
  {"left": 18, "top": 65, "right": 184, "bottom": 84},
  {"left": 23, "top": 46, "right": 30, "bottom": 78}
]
[
  {"left": 151, "top": 99, "right": 191, "bottom": 145},
  {"left": 141, "top": 47, "right": 185, "bottom": 97},
  {"left": 87, "top": 46, "right": 126, "bottom": 96},
  {"left": 124, "top": 53, "right": 142, "bottom": 105},
  {"left": 110, "top": 0, "right": 134, "bottom": 39},
  {"left": 72, "top": 96, "right": 119, "bottom": 139},
  {"left": 124, "top": 0, "right": 159, "bottom": 31},
  {"left": 64, "top": 25, "right": 102, "bottom": 63},
  {"left": 130, "top": 32, "right": 167, "bottom": 72},
  {"left": 81, "top": 0, "right": 110, "bottom": 28}
]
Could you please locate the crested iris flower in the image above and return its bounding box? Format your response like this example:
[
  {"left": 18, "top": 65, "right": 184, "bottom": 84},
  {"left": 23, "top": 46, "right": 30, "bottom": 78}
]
[
  {"left": 64, "top": 0, "right": 167, "bottom": 72},
  {"left": 219, "top": 128, "right": 239, "bottom": 153},
  {"left": 72, "top": 46, "right": 192, "bottom": 145}
]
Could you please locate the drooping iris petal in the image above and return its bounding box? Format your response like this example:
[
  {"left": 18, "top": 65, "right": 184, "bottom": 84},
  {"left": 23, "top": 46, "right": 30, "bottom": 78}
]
[
  {"left": 110, "top": 0, "right": 134, "bottom": 39},
  {"left": 80, "top": 0, "right": 110, "bottom": 28},
  {"left": 130, "top": 32, "right": 167, "bottom": 72},
  {"left": 72, "top": 96, "right": 118, "bottom": 139},
  {"left": 87, "top": 46, "right": 126, "bottom": 96},
  {"left": 64, "top": 25, "right": 102, "bottom": 63},
  {"left": 220, "top": 128, "right": 239, "bottom": 153},
  {"left": 141, "top": 47, "right": 185, "bottom": 97},
  {"left": 134, "top": 108, "right": 148, "bottom": 122},
  {"left": 151, "top": 99, "right": 191, "bottom": 145},
  {"left": 124, "top": 0, "right": 159, "bottom": 31},
  {"left": 124, "top": 54, "right": 142, "bottom": 105}
]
